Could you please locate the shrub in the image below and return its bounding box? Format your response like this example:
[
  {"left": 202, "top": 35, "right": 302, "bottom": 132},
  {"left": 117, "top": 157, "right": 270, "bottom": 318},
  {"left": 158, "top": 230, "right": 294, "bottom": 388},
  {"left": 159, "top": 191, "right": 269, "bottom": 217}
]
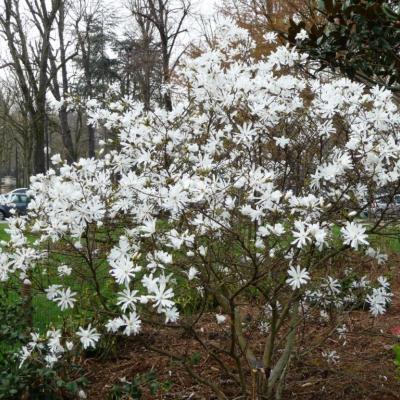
[{"left": 1, "top": 20, "right": 399, "bottom": 399}]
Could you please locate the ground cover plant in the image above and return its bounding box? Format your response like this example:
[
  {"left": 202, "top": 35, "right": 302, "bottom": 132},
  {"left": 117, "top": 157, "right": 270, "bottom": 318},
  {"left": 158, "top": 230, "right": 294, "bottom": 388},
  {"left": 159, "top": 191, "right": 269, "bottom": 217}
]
[{"left": 1, "top": 20, "right": 400, "bottom": 399}]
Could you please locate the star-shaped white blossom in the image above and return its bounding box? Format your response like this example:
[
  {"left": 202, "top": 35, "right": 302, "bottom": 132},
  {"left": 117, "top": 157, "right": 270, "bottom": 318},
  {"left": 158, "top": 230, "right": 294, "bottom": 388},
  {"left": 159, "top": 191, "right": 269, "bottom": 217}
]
[
  {"left": 76, "top": 324, "right": 100, "bottom": 349},
  {"left": 286, "top": 266, "right": 310, "bottom": 290},
  {"left": 53, "top": 287, "right": 77, "bottom": 311},
  {"left": 341, "top": 222, "right": 368, "bottom": 249}
]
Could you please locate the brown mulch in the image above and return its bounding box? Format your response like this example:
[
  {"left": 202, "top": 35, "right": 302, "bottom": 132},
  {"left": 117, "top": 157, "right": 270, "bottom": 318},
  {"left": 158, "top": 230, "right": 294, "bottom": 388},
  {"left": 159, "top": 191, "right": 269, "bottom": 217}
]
[
  {"left": 84, "top": 307, "right": 400, "bottom": 400},
  {"left": 84, "top": 278, "right": 400, "bottom": 399}
]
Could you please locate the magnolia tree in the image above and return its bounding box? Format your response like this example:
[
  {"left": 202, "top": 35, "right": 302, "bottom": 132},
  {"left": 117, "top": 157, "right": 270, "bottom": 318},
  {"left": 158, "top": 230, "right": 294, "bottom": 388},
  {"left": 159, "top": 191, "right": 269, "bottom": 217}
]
[{"left": 0, "top": 21, "right": 399, "bottom": 399}]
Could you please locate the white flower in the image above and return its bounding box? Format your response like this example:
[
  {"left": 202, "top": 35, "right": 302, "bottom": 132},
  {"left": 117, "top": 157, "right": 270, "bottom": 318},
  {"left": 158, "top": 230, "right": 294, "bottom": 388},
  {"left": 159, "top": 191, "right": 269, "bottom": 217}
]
[
  {"left": 274, "top": 136, "right": 290, "bottom": 148},
  {"left": 264, "top": 31, "right": 278, "bottom": 43},
  {"left": 295, "top": 29, "right": 308, "bottom": 41},
  {"left": 366, "top": 287, "right": 392, "bottom": 316},
  {"left": 22, "top": 278, "right": 32, "bottom": 286},
  {"left": 286, "top": 266, "right": 310, "bottom": 290},
  {"left": 199, "top": 246, "right": 207, "bottom": 257},
  {"left": 351, "top": 275, "right": 370, "bottom": 289},
  {"left": 110, "top": 260, "right": 139, "bottom": 285},
  {"left": 57, "top": 264, "right": 72, "bottom": 277},
  {"left": 76, "top": 325, "right": 100, "bottom": 349},
  {"left": 139, "top": 219, "right": 156, "bottom": 237},
  {"left": 341, "top": 222, "right": 369, "bottom": 249},
  {"left": 167, "top": 229, "right": 184, "bottom": 249},
  {"left": 319, "top": 310, "right": 329, "bottom": 322},
  {"left": 322, "top": 276, "right": 341, "bottom": 295},
  {"left": 105, "top": 317, "right": 124, "bottom": 333},
  {"left": 19, "top": 346, "right": 32, "bottom": 367},
  {"left": 142, "top": 274, "right": 158, "bottom": 292},
  {"left": 47, "top": 333, "right": 64, "bottom": 357},
  {"left": 53, "top": 287, "right": 77, "bottom": 311},
  {"left": 366, "top": 248, "right": 388, "bottom": 265},
  {"left": 149, "top": 275, "right": 175, "bottom": 312},
  {"left": 165, "top": 306, "right": 179, "bottom": 323},
  {"left": 337, "top": 324, "right": 347, "bottom": 345},
  {"left": 259, "top": 321, "right": 270, "bottom": 334},
  {"left": 117, "top": 288, "right": 139, "bottom": 312},
  {"left": 121, "top": 312, "right": 142, "bottom": 336},
  {"left": 215, "top": 314, "right": 227, "bottom": 324},
  {"left": 186, "top": 267, "right": 199, "bottom": 280},
  {"left": 154, "top": 250, "right": 172, "bottom": 265},
  {"left": 51, "top": 154, "right": 62, "bottom": 165},
  {"left": 45, "top": 284, "right": 62, "bottom": 300},
  {"left": 291, "top": 221, "right": 311, "bottom": 248},
  {"left": 367, "top": 296, "right": 386, "bottom": 316},
  {"left": 377, "top": 276, "right": 390, "bottom": 289},
  {"left": 258, "top": 226, "right": 270, "bottom": 237},
  {"left": 44, "top": 353, "right": 59, "bottom": 367},
  {"left": 30, "top": 332, "right": 40, "bottom": 344},
  {"left": 322, "top": 350, "right": 339, "bottom": 364},
  {"left": 292, "top": 13, "right": 302, "bottom": 24},
  {"left": 271, "top": 224, "right": 285, "bottom": 236},
  {"left": 307, "top": 223, "right": 327, "bottom": 249}
]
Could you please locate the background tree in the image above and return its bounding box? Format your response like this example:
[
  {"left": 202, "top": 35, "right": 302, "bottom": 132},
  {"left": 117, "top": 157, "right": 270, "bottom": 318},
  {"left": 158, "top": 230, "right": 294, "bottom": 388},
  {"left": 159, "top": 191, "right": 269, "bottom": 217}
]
[
  {"left": 72, "top": 0, "right": 118, "bottom": 157},
  {"left": 128, "top": 0, "right": 191, "bottom": 111},
  {"left": 220, "top": 0, "right": 315, "bottom": 57},
  {"left": 115, "top": 10, "right": 163, "bottom": 109},
  {"left": 286, "top": 0, "right": 400, "bottom": 92},
  {"left": 48, "top": 0, "right": 78, "bottom": 163},
  {"left": 0, "top": 0, "right": 62, "bottom": 174},
  {"left": 0, "top": 79, "right": 34, "bottom": 186}
]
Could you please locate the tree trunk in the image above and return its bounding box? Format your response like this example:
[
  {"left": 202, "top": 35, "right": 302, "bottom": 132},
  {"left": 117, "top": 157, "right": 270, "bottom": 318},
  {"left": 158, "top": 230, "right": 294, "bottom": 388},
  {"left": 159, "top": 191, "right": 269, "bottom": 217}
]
[
  {"left": 33, "top": 135, "right": 45, "bottom": 174},
  {"left": 59, "top": 105, "right": 75, "bottom": 163},
  {"left": 33, "top": 116, "right": 46, "bottom": 174},
  {"left": 88, "top": 123, "right": 96, "bottom": 158},
  {"left": 162, "top": 56, "right": 172, "bottom": 111}
]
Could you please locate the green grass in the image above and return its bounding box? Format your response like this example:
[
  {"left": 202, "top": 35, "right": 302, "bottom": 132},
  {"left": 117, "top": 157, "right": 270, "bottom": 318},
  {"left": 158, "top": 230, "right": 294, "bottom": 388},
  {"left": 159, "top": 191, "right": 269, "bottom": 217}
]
[
  {"left": 0, "top": 224, "right": 67, "bottom": 332},
  {"left": 0, "top": 224, "right": 9, "bottom": 241}
]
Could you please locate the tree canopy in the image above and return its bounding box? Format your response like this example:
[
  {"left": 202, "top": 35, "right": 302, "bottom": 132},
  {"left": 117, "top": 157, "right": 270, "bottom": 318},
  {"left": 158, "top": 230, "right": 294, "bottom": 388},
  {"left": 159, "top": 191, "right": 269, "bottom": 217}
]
[{"left": 287, "top": 0, "right": 400, "bottom": 91}]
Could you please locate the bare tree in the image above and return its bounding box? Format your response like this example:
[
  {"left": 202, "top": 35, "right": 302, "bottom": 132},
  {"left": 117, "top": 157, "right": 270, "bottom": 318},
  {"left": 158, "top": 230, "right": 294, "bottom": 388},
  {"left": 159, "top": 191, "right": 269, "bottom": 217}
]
[
  {"left": 0, "top": 0, "right": 62, "bottom": 174},
  {"left": 128, "top": 0, "right": 191, "bottom": 111},
  {"left": 0, "top": 79, "right": 33, "bottom": 186},
  {"left": 0, "top": 78, "right": 34, "bottom": 184},
  {"left": 48, "top": 0, "right": 78, "bottom": 163},
  {"left": 116, "top": 14, "right": 163, "bottom": 109}
]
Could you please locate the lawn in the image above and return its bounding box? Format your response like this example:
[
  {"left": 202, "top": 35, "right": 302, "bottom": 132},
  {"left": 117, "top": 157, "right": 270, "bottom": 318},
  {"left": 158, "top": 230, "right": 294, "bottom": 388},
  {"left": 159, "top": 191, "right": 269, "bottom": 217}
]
[
  {"left": 0, "top": 223, "right": 63, "bottom": 332},
  {"left": 0, "top": 223, "right": 9, "bottom": 241}
]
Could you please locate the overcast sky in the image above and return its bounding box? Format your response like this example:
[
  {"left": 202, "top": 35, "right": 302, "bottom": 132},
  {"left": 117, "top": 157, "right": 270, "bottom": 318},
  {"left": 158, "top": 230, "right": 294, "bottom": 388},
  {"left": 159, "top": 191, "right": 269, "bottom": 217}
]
[
  {"left": 102, "top": 0, "right": 221, "bottom": 29},
  {"left": 98, "top": 0, "right": 222, "bottom": 60},
  {"left": 0, "top": 0, "right": 222, "bottom": 82},
  {"left": 197, "top": 0, "right": 219, "bottom": 15}
]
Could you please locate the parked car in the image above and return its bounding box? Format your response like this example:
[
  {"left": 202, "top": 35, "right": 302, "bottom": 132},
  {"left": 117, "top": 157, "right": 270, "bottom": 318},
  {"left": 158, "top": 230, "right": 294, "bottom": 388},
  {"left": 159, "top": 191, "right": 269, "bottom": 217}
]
[
  {"left": 370, "top": 194, "right": 400, "bottom": 217},
  {"left": 9, "top": 187, "right": 28, "bottom": 195},
  {"left": 0, "top": 193, "right": 30, "bottom": 221}
]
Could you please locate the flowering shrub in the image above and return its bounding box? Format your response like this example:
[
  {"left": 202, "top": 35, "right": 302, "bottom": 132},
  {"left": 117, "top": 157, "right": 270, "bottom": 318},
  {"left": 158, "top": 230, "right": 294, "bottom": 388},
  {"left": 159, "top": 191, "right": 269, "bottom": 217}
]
[{"left": 1, "top": 20, "right": 399, "bottom": 398}]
